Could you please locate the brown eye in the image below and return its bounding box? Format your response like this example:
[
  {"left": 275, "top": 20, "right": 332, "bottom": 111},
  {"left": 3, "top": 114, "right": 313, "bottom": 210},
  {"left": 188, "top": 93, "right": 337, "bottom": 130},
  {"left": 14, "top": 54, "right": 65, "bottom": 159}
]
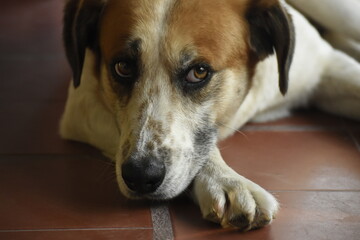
[
  {"left": 186, "top": 66, "right": 209, "bottom": 83},
  {"left": 115, "top": 61, "right": 133, "bottom": 78}
]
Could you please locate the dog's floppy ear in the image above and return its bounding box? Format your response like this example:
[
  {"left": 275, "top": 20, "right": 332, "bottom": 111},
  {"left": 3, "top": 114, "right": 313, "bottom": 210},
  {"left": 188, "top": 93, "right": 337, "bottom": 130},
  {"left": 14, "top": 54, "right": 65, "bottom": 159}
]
[
  {"left": 63, "top": 0, "right": 105, "bottom": 87},
  {"left": 246, "top": 0, "right": 295, "bottom": 95}
]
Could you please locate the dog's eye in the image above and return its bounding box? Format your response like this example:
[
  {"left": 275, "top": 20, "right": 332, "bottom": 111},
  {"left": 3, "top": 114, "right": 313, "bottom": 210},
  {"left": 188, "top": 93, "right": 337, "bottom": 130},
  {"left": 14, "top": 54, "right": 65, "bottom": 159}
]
[
  {"left": 115, "top": 61, "right": 134, "bottom": 78},
  {"left": 186, "top": 66, "right": 209, "bottom": 83}
]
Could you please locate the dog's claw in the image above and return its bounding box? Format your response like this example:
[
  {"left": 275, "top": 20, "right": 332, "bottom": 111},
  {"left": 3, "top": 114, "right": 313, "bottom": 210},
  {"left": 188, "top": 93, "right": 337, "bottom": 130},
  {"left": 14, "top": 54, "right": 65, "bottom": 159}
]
[
  {"left": 251, "top": 208, "right": 273, "bottom": 229},
  {"left": 227, "top": 214, "right": 251, "bottom": 230},
  {"left": 194, "top": 171, "right": 278, "bottom": 231},
  {"left": 205, "top": 211, "right": 221, "bottom": 224}
]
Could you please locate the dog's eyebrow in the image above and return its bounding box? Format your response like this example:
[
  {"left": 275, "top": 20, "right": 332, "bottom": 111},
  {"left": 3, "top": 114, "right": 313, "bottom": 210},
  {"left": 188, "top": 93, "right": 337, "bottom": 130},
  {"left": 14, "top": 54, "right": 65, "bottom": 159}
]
[
  {"left": 179, "top": 52, "right": 193, "bottom": 67},
  {"left": 126, "top": 38, "right": 142, "bottom": 57},
  {"left": 178, "top": 50, "right": 213, "bottom": 71}
]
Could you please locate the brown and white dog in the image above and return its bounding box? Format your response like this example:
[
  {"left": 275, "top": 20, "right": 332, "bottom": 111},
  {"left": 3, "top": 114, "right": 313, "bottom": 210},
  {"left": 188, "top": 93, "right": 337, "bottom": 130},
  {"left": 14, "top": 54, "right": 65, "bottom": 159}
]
[{"left": 60, "top": 0, "right": 360, "bottom": 231}]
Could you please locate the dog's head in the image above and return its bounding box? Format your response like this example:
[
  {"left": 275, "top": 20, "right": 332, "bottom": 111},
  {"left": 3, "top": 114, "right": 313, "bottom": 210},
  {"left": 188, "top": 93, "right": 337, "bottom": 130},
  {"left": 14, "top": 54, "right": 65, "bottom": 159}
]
[{"left": 63, "top": 0, "right": 294, "bottom": 200}]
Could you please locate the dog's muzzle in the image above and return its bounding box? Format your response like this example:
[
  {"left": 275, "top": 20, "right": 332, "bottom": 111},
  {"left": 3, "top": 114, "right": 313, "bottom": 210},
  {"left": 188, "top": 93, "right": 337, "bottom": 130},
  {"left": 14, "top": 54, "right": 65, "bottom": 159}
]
[{"left": 121, "top": 155, "right": 166, "bottom": 194}]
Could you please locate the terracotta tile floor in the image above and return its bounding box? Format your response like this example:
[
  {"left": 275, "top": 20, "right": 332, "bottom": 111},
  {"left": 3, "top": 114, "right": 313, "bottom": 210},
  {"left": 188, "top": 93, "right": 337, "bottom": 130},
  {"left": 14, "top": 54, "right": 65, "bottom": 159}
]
[{"left": 1, "top": 1, "right": 359, "bottom": 240}]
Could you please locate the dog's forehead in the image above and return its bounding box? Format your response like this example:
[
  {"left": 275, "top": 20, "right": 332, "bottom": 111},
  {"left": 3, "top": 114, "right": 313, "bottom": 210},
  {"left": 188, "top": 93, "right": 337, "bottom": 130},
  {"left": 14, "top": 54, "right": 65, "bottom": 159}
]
[
  {"left": 100, "top": 0, "right": 249, "bottom": 69},
  {"left": 165, "top": 0, "right": 249, "bottom": 69},
  {"left": 100, "top": 0, "right": 174, "bottom": 62}
]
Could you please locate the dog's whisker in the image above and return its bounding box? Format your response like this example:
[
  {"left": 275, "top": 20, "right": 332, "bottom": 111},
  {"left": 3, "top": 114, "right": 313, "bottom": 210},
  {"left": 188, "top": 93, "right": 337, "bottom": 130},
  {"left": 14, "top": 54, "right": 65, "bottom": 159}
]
[
  {"left": 218, "top": 145, "right": 231, "bottom": 151},
  {"left": 233, "top": 129, "right": 248, "bottom": 139},
  {"left": 97, "top": 163, "right": 116, "bottom": 182},
  {"left": 99, "top": 159, "right": 115, "bottom": 167},
  {"left": 216, "top": 122, "right": 249, "bottom": 139}
]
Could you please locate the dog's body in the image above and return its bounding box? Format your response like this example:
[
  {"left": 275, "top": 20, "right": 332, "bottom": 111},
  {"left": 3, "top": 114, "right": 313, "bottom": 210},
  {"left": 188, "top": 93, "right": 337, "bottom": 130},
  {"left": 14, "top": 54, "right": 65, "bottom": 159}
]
[
  {"left": 287, "top": 0, "right": 360, "bottom": 62},
  {"left": 60, "top": 0, "right": 360, "bottom": 230}
]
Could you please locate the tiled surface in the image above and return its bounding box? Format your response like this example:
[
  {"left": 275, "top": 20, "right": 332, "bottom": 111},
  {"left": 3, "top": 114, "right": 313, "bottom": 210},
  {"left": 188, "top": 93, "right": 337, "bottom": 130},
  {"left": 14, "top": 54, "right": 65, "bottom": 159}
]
[
  {"left": 1, "top": 1, "right": 360, "bottom": 240},
  {"left": 220, "top": 131, "right": 360, "bottom": 190},
  {"left": 0, "top": 230, "right": 153, "bottom": 240},
  {"left": 0, "top": 156, "right": 152, "bottom": 230},
  {"left": 170, "top": 192, "right": 360, "bottom": 240}
]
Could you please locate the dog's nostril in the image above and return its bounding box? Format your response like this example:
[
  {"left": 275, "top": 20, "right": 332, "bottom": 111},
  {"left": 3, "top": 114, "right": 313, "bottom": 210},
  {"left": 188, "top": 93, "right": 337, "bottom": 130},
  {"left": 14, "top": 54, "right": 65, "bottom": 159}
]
[
  {"left": 121, "top": 156, "right": 165, "bottom": 194},
  {"left": 125, "top": 180, "right": 136, "bottom": 191}
]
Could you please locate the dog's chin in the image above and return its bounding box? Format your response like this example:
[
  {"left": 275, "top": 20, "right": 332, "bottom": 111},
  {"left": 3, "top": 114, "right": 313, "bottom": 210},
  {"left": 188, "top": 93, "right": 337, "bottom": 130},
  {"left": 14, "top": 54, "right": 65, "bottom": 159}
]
[{"left": 117, "top": 179, "right": 191, "bottom": 201}]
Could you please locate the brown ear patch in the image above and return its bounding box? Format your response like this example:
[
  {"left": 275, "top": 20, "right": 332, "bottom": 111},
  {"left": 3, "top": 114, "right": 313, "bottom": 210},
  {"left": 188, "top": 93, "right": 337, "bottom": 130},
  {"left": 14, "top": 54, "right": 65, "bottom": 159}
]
[{"left": 246, "top": 1, "right": 295, "bottom": 95}]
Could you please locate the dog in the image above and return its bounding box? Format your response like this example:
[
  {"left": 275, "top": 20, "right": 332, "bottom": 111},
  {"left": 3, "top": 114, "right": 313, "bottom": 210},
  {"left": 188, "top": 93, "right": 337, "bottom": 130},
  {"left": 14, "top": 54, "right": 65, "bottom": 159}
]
[{"left": 60, "top": 0, "right": 360, "bottom": 231}]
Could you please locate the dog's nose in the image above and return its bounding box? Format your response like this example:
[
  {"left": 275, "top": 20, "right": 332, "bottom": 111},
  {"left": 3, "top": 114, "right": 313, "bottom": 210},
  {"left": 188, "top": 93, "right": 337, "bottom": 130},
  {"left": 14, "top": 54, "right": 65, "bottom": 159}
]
[{"left": 121, "top": 156, "right": 165, "bottom": 194}]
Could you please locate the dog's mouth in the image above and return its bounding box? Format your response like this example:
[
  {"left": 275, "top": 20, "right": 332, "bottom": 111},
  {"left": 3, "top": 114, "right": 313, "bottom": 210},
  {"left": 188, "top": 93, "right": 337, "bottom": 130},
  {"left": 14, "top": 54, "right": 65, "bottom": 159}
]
[
  {"left": 118, "top": 169, "right": 196, "bottom": 200},
  {"left": 118, "top": 179, "right": 191, "bottom": 201},
  {"left": 116, "top": 154, "right": 204, "bottom": 200}
]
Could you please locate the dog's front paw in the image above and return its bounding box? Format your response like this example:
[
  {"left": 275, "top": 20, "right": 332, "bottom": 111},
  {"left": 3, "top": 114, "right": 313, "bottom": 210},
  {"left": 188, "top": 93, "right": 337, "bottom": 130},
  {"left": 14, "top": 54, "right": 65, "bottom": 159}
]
[{"left": 193, "top": 172, "right": 279, "bottom": 231}]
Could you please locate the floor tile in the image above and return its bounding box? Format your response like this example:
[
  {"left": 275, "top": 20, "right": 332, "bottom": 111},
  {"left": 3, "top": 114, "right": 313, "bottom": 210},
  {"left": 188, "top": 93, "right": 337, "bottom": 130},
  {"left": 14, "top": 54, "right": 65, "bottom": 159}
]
[
  {"left": 0, "top": 229, "right": 153, "bottom": 240},
  {"left": 219, "top": 131, "right": 360, "bottom": 190},
  {"left": 247, "top": 109, "right": 346, "bottom": 128},
  {"left": 0, "top": 156, "right": 152, "bottom": 230},
  {"left": 0, "top": 101, "right": 97, "bottom": 154},
  {"left": 170, "top": 191, "right": 360, "bottom": 240}
]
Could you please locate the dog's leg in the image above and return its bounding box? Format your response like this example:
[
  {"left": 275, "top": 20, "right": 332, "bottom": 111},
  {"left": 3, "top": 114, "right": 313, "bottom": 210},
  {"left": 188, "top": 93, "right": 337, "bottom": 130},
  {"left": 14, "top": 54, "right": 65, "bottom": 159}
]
[
  {"left": 192, "top": 148, "right": 278, "bottom": 231},
  {"left": 312, "top": 50, "right": 360, "bottom": 120}
]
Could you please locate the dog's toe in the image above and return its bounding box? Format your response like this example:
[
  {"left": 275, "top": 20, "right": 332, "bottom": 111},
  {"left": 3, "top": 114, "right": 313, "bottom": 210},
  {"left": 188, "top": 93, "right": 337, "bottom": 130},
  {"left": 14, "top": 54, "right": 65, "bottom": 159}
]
[
  {"left": 227, "top": 214, "right": 251, "bottom": 230},
  {"left": 250, "top": 208, "right": 273, "bottom": 229},
  {"left": 194, "top": 175, "right": 278, "bottom": 231}
]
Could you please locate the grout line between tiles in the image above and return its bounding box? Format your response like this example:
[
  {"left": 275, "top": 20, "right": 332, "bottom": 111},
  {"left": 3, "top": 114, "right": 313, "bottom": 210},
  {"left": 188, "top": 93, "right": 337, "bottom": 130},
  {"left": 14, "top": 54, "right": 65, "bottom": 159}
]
[
  {"left": 270, "top": 190, "right": 360, "bottom": 193},
  {"left": 0, "top": 227, "right": 153, "bottom": 233},
  {"left": 242, "top": 125, "right": 359, "bottom": 132},
  {"left": 151, "top": 204, "right": 174, "bottom": 240}
]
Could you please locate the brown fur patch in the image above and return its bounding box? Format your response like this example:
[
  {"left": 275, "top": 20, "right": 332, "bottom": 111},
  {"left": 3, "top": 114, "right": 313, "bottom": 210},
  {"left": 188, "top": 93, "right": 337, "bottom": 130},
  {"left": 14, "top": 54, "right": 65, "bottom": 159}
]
[
  {"left": 166, "top": 113, "right": 174, "bottom": 123},
  {"left": 166, "top": 0, "right": 250, "bottom": 70},
  {"left": 148, "top": 119, "right": 165, "bottom": 135},
  {"left": 146, "top": 141, "right": 155, "bottom": 152},
  {"left": 137, "top": 101, "right": 149, "bottom": 122},
  {"left": 99, "top": 0, "right": 136, "bottom": 63},
  {"left": 96, "top": 0, "right": 139, "bottom": 107},
  {"left": 152, "top": 133, "right": 163, "bottom": 147},
  {"left": 160, "top": 0, "right": 254, "bottom": 105}
]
